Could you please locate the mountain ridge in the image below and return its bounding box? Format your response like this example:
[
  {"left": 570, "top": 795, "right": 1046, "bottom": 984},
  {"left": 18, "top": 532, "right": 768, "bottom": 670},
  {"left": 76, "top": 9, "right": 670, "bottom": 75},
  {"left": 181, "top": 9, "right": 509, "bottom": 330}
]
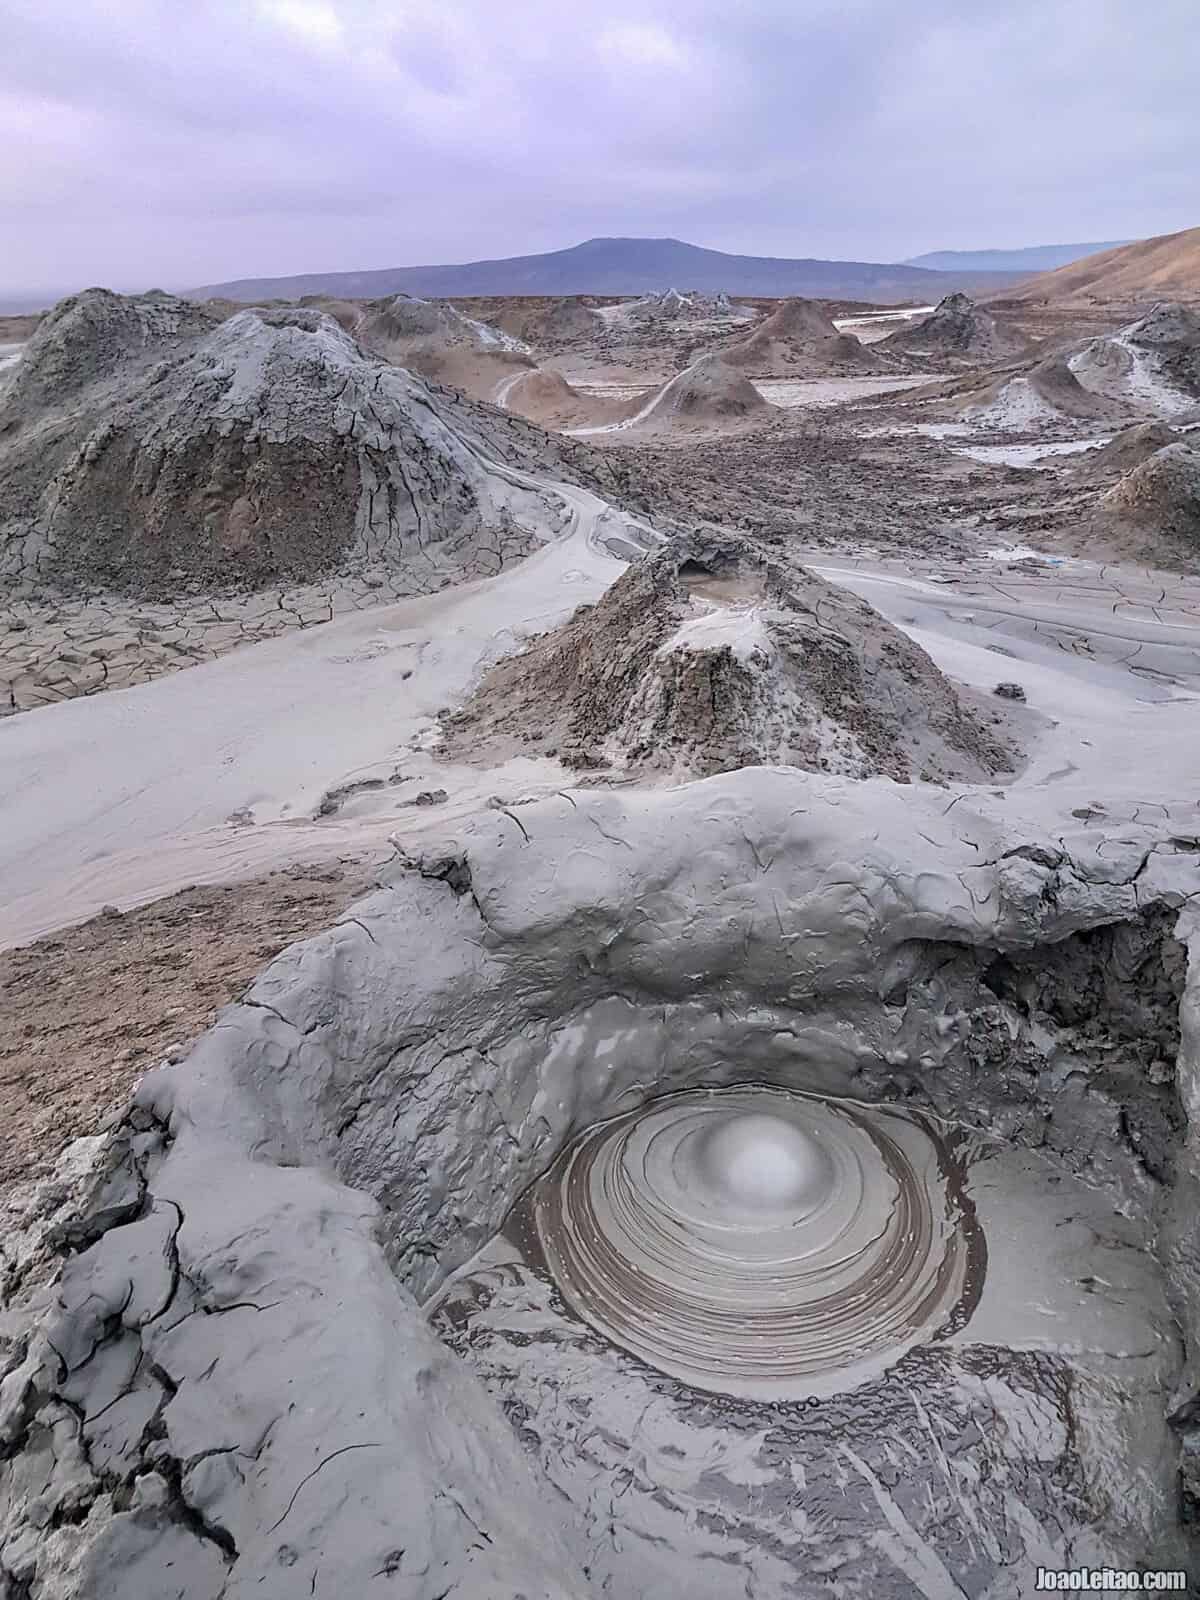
[
  {"left": 906, "top": 241, "right": 1129, "bottom": 273},
  {"left": 189, "top": 235, "right": 1025, "bottom": 307}
]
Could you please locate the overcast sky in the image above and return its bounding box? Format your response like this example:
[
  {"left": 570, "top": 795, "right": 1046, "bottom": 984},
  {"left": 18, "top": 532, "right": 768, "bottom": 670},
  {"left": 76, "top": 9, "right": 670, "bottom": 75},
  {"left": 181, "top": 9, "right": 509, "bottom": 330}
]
[{"left": 1, "top": 0, "right": 1196, "bottom": 299}]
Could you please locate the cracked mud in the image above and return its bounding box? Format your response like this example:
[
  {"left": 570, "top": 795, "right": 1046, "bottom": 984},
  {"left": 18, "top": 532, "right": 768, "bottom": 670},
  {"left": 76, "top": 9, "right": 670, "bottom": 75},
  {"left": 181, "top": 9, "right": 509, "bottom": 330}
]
[{"left": 3, "top": 286, "right": 1200, "bottom": 1599}]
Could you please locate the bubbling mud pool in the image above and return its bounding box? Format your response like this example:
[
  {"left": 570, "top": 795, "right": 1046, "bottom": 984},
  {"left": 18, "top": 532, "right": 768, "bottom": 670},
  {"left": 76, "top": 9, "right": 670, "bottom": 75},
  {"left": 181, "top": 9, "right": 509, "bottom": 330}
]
[
  {"left": 527, "top": 1086, "right": 982, "bottom": 1401},
  {"left": 429, "top": 1082, "right": 1186, "bottom": 1597}
]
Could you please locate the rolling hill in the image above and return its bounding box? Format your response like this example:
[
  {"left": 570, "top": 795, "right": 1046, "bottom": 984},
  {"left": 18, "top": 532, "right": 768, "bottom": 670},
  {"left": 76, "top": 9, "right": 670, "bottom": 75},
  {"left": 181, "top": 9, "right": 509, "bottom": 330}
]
[
  {"left": 189, "top": 236, "right": 1023, "bottom": 307},
  {"left": 906, "top": 241, "right": 1128, "bottom": 273},
  {"left": 993, "top": 225, "right": 1200, "bottom": 305}
]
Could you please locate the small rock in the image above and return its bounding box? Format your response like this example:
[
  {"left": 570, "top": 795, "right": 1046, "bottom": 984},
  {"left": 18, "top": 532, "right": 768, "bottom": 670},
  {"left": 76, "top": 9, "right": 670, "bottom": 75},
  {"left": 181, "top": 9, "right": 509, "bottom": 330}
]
[
  {"left": 993, "top": 682, "right": 1026, "bottom": 702},
  {"left": 406, "top": 789, "right": 448, "bottom": 807},
  {"left": 130, "top": 1471, "right": 171, "bottom": 1511},
  {"left": 100, "top": 903, "right": 122, "bottom": 919}
]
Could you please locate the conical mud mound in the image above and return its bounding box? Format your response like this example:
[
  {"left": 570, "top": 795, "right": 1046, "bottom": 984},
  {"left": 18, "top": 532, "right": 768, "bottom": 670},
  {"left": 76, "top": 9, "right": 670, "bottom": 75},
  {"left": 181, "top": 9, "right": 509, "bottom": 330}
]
[
  {"left": 722, "top": 297, "right": 884, "bottom": 376},
  {"left": 442, "top": 533, "right": 1014, "bottom": 781},
  {"left": 500, "top": 297, "right": 602, "bottom": 343},
  {"left": 1064, "top": 302, "right": 1200, "bottom": 417},
  {"left": 500, "top": 367, "right": 645, "bottom": 430},
  {"left": 355, "top": 293, "right": 534, "bottom": 397},
  {"left": 2, "top": 287, "right": 217, "bottom": 415},
  {"left": 0, "top": 292, "right": 629, "bottom": 597},
  {"left": 1101, "top": 441, "right": 1200, "bottom": 546},
  {"left": 960, "top": 354, "right": 1132, "bottom": 426},
  {"left": 881, "top": 292, "right": 1026, "bottom": 362},
  {"left": 1073, "top": 421, "right": 1180, "bottom": 477},
  {"left": 643, "top": 354, "right": 768, "bottom": 424}
]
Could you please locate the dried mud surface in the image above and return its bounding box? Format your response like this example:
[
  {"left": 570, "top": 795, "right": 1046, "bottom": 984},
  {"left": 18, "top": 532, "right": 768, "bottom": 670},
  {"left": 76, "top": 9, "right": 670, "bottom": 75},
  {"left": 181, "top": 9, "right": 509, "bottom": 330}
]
[{"left": 0, "top": 864, "right": 375, "bottom": 1190}]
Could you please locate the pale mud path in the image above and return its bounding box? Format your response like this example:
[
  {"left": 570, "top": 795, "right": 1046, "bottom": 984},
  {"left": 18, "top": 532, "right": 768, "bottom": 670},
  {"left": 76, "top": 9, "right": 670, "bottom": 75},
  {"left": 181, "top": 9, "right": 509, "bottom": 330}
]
[
  {"left": 562, "top": 372, "right": 950, "bottom": 435},
  {"left": 806, "top": 552, "right": 1200, "bottom": 801},
  {"left": 6, "top": 522, "right": 1198, "bottom": 950},
  {"left": 0, "top": 479, "right": 652, "bottom": 948},
  {"left": 491, "top": 369, "right": 526, "bottom": 410},
  {"left": 757, "top": 373, "right": 949, "bottom": 407},
  {"left": 832, "top": 305, "right": 937, "bottom": 343}
]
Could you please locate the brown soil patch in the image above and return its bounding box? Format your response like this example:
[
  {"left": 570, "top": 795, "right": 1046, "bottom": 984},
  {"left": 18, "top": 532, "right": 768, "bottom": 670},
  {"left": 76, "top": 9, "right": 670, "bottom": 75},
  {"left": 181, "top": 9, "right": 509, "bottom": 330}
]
[{"left": 0, "top": 863, "right": 374, "bottom": 1189}]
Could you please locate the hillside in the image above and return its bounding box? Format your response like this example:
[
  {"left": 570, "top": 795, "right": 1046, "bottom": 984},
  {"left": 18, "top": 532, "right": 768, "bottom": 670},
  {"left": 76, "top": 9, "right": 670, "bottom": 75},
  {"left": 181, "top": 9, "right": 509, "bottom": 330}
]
[
  {"left": 907, "top": 240, "right": 1128, "bottom": 273},
  {"left": 189, "top": 236, "right": 1023, "bottom": 307},
  {"left": 994, "top": 225, "right": 1200, "bottom": 305}
]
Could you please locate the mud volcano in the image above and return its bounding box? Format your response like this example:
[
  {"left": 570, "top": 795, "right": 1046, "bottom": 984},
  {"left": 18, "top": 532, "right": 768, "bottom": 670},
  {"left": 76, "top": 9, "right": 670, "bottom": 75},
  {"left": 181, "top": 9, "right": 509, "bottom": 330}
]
[
  {"left": 3, "top": 776, "right": 1199, "bottom": 1596},
  {"left": 531, "top": 1085, "right": 974, "bottom": 1400}
]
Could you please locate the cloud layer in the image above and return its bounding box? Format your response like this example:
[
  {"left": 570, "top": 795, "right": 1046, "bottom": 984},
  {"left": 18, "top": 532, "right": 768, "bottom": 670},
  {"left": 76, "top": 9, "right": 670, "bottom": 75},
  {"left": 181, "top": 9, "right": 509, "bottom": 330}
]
[{"left": 1, "top": 0, "right": 1196, "bottom": 298}]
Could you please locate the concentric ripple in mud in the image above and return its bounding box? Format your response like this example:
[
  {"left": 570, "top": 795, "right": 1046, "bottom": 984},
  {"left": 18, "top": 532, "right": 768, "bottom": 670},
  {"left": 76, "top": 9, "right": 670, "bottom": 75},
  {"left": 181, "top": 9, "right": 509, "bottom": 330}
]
[{"left": 532, "top": 1086, "right": 978, "bottom": 1400}]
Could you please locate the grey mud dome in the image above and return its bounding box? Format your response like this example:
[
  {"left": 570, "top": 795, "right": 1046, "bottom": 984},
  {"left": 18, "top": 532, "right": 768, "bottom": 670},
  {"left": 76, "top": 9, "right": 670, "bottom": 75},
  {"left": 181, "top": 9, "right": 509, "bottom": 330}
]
[{"left": 527, "top": 1085, "right": 976, "bottom": 1400}]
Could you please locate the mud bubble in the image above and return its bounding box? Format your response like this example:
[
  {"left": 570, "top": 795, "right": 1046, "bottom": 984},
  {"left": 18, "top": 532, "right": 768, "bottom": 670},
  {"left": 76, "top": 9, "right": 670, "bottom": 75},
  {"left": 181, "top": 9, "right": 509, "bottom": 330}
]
[{"left": 530, "top": 1085, "right": 980, "bottom": 1400}]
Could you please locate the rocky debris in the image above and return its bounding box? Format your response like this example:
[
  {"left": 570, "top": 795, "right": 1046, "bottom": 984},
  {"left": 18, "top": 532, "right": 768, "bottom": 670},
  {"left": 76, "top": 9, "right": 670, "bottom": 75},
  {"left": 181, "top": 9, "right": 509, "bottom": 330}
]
[
  {"left": 622, "top": 288, "right": 753, "bottom": 324},
  {"left": 993, "top": 681, "right": 1027, "bottom": 701},
  {"left": 721, "top": 297, "right": 886, "bottom": 376},
  {"left": 1101, "top": 441, "right": 1200, "bottom": 547},
  {"left": 441, "top": 532, "right": 1014, "bottom": 782},
  {"left": 403, "top": 788, "right": 448, "bottom": 807},
  {"left": 0, "top": 289, "right": 646, "bottom": 604},
  {"left": 880, "top": 292, "right": 1028, "bottom": 364},
  {"left": 314, "top": 775, "right": 389, "bottom": 818},
  {"left": 1, "top": 774, "right": 1196, "bottom": 1596}
]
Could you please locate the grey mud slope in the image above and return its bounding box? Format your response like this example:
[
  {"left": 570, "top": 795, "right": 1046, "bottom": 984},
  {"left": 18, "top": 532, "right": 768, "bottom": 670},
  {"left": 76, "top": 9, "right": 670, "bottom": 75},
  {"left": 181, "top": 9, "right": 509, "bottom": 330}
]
[
  {"left": 3, "top": 773, "right": 1199, "bottom": 1597},
  {"left": 0, "top": 476, "right": 656, "bottom": 948}
]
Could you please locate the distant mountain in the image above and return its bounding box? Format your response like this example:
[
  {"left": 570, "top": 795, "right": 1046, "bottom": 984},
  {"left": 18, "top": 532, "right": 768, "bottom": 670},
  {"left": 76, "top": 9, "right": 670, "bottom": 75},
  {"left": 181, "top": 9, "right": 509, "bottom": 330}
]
[
  {"left": 189, "top": 236, "right": 1024, "bottom": 307},
  {"left": 990, "top": 225, "right": 1200, "bottom": 305},
  {"left": 906, "top": 241, "right": 1129, "bottom": 273}
]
